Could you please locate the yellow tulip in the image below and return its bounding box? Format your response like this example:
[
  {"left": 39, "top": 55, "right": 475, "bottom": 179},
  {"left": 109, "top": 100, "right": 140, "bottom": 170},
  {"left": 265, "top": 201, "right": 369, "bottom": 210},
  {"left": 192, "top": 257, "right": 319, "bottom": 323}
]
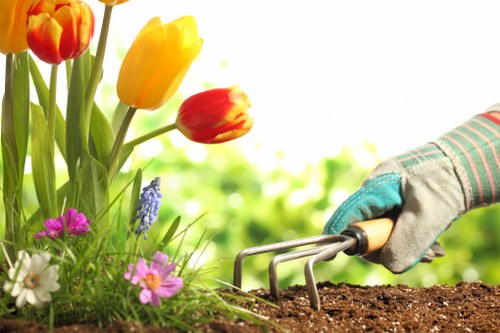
[
  {"left": 98, "top": 0, "right": 128, "bottom": 5},
  {"left": 117, "top": 16, "right": 203, "bottom": 110},
  {"left": 0, "top": 0, "right": 32, "bottom": 54}
]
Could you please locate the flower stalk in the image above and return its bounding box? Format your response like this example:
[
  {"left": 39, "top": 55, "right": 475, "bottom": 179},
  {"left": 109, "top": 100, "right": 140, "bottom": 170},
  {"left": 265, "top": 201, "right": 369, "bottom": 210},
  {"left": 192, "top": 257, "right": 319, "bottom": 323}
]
[
  {"left": 82, "top": 4, "right": 113, "bottom": 151},
  {"left": 48, "top": 65, "right": 58, "bottom": 148},
  {"left": 107, "top": 106, "right": 137, "bottom": 182},
  {"left": 123, "top": 123, "right": 177, "bottom": 149}
]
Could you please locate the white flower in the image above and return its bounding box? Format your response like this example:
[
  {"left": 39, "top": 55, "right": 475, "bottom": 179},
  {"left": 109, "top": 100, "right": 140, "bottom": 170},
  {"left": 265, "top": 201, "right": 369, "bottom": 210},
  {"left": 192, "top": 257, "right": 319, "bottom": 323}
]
[{"left": 3, "top": 250, "right": 60, "bottom": 308}]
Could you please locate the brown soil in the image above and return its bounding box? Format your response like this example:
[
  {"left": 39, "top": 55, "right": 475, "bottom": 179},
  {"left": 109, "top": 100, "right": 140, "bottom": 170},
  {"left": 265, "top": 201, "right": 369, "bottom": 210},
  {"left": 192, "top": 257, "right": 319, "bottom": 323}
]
[{"left": 1, "top": 281, "right": 498, "bottom": 332}]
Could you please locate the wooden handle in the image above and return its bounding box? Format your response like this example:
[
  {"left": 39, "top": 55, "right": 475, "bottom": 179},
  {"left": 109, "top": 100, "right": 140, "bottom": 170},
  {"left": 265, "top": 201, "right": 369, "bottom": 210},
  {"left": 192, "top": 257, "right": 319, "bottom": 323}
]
[
  {"left": 342, "top": 217, "right": 395, "bottom": 256},
  {"left": 352, "top": 217, "right": 395, "bottom": 254}
]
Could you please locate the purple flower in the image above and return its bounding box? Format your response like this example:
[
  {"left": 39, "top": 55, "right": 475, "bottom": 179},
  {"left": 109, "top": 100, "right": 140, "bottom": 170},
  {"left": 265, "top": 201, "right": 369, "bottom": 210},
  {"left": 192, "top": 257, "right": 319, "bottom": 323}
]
[
  {"left": 34, "top": 208, "right": 91, "bottom": 239},
  {"left": 124, "top": 251, "right": 183, "bottom": 307},
  {"left": 135, "top": 177, "right": 162, "bottom": 240}
]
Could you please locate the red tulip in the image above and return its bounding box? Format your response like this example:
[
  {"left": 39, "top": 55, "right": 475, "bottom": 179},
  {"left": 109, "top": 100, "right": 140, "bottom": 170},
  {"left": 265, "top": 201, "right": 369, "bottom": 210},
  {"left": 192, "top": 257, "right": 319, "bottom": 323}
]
[
  {"left": 175, "top": 86, "right": 253, "bottom": 144},
  {"left": 27, "top": 0, "right": 95, "bottom": 65}
]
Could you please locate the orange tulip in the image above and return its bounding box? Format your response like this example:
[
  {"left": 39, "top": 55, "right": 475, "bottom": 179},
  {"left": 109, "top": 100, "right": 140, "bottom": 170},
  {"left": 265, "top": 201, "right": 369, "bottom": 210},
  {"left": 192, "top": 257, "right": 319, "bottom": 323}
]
[
  {"left": 117, "top": 16, "right": 203, "bottom": 110},
  {"left": 98, "top": 0, "right": 128, "bottom": 5},
  {"left": 0, "top": 0, "right": 32, "bottom": 54},
  {"left": 27, "top": 0, "right": 95, "bottom": 65},
  {"left": 175, "top": 86, "right": 253, "bottom": 144}
]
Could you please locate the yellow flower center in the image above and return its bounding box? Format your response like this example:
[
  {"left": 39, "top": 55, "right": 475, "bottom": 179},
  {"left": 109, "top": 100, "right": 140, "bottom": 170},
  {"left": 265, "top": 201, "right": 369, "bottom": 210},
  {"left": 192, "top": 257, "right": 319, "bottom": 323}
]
[
  {"left": 23, "top": 272, "right": 41, "bottom": 290},
  {"left": 144, "top": 273, "right": 161, "bottom": 290}
]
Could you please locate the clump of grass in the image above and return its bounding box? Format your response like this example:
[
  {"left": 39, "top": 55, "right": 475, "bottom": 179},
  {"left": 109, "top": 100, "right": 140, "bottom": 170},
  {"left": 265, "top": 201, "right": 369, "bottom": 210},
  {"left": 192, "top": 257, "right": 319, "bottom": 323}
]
[{"left": 0, "top": 175, "right": 270, "bottom": 331}]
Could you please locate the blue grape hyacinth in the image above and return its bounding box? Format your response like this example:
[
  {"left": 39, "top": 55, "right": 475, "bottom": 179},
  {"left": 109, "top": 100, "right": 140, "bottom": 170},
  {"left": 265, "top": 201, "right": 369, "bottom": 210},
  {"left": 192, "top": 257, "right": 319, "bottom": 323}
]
[{"left": 136, "top": 177, "right": 162, "bottom": 240}]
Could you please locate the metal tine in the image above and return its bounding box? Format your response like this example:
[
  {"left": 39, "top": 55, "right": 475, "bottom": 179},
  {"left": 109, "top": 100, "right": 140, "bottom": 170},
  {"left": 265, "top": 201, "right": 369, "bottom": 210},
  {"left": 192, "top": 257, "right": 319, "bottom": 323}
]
[
  {"left": 233, "top": 234, "right": 345, "bottom": 289},
  {"left": 269, "top": 243, "right": 334, "bottom": 299},
  {"left": 304, "top": 237, "right": 356, "bottom": 311}
]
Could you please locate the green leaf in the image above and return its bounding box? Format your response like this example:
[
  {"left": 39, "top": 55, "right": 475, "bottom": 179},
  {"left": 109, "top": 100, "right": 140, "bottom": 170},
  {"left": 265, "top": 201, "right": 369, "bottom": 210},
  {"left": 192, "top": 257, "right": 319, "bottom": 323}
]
[
  {"left": 27, "top": 181, "right": 72, "bottom": 228},
  {"left": 90, "top": 103, "right": 115, "bottom": 165},
  {"left": 1, "top": 52, "right": 31, "bottom": 250},
  {"left": 29, "top": 55, "right": 67, "bottom": 161},
  {"left": 118, "top": 143, "right": 135, "bottom": 171},
  {"left": 128, "top": 168, "right": 142, "bottom": 231},
  {"left": 111, "top": 101, "right": 128, "bottom": 133},
  {"left": 79, "top": 150, "right": 109, "bottom": 225},
  {"left": 31, "top": 103, "right": 57, "bottom": 219},
  {"left": 12, "top": 52, "right": 30, "bottom": 178},
  {"left": 161, "top": 216, "right": 181, "bottom": 248},
  {"left": 66, "top": 56, "right": 85, "bottom": 182}
]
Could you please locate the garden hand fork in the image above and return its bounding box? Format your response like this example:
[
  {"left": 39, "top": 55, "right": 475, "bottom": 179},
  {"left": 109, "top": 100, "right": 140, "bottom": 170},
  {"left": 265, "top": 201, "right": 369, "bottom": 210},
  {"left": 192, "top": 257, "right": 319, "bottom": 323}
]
[{"left": 233, "top": 217, "right": 394, "bottom": 311}]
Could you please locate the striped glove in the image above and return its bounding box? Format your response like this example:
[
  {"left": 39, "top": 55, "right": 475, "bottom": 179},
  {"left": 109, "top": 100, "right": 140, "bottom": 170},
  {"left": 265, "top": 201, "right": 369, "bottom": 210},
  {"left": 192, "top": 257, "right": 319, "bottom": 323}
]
[{"left": 324, "top": 110, "right": 499, "bottom": 273}]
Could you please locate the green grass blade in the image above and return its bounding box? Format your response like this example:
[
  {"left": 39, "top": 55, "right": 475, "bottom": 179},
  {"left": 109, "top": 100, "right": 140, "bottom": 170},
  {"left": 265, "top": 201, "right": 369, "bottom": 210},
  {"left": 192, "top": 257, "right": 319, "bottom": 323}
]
[
  {"left": 128, "top": 168, "right": 142, "bottom": 232},
  {"left": 160, "top": 215, "right": 181, "bottom": 248}
]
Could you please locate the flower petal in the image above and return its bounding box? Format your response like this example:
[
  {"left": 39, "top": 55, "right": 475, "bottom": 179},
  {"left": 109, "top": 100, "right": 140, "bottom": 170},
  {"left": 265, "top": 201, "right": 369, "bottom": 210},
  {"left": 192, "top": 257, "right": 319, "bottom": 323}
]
[
  {"left": 34, "top": 289, "right": 52, "bottom": 302},
  {"left": 150, "top": 292, "right": 161, "bottom": 307},
  {"left": 139, "top": 288, "right": 152, "bottom": 304},
  {"left": 155, "top": 276, "right": 183, "bottom": 298},
  {"left": 44, "top": 218, "right": 63, "bottom": 233},
  {"left": 15, "top": 289, "right": 28, "bottom": 308},
  {"left": 25, "top": 290, "right": 38, "bottom": 305}
]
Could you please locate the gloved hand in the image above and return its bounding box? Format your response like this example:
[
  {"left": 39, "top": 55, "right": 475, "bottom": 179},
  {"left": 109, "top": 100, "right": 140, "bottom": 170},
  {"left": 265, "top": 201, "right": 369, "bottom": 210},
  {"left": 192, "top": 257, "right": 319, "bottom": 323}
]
[{"left": 324, "top": 109, "right": 500, "bottom": 273}]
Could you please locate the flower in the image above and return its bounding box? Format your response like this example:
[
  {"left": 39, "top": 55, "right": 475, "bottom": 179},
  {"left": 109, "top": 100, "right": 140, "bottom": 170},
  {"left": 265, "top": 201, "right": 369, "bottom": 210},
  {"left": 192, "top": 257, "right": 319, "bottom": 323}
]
[
  {"left": 26, "top": 0, "right": 95, "bottom": 65},
  {"left": 175, "top": 86, "right": 253, "bottom": 144},
  {"left": 34, "top": 208, "right": 92, "bottom": 238},
  {"left": 135, "top": 177, "right": 162, "bottom": 240},
  {"left": 3, "top": 250, "right": 60, "bottom": 308},
  {"left": 0, "top": 0, "right": 32, "bottom": 54},
  {"left": 98, "top": 0, "right": 128, "bottom": 5},
  {"left": 117, "top": 16, "right": 203, "bottom": 110},
  {"left": 124, "top": 251, "right": 183, "bottom": 307}
]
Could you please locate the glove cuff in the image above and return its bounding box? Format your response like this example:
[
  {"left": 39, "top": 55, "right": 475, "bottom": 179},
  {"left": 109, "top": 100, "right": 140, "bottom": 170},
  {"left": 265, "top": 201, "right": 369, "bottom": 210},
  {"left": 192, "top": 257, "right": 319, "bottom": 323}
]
[{"left": 433, "top": 114, "right": 500, "bottom": 210}]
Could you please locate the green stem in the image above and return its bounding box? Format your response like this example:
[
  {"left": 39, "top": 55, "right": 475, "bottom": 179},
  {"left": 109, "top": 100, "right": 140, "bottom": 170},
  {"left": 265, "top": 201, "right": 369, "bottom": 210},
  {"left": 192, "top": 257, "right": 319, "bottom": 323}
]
[
  {"left": 107, "top": 106, "right": 137, "bottom": 183},
  {"left": 48, "top": 65, "right": 58, "bottom": 149},
  {"left": 133, "top": 235, "right": 141, "bottom": 258},
  {"left": 2, "top": 53, "right": 16, "bottom": 257},
  {"left": 82, "top": 4, "right": 113, "bottom": 150},
  {"left": 123, "top": 123, "right": 177, "bottom": 149},
  {"left": 65, "top": 60, "right": 72, "bottom": 90}
]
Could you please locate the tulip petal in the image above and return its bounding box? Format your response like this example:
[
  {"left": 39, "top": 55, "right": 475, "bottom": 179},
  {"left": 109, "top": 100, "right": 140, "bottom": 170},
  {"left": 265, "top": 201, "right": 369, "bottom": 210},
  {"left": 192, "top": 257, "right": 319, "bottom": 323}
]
[
  {"left": 27, "top": 13, "right": 63, "bottom": 64},
  {"left": 54, "top": 4, "right": 79, "bottom": 59}
]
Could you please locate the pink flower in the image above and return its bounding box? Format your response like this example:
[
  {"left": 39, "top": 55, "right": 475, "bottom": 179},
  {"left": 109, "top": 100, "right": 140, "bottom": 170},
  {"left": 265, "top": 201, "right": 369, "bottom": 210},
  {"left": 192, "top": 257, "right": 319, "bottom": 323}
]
[
  {"left": 34, "top": 208, "right": 91, "bottom": 239},
  {"left": 124, "top": 251, "right": 183, "bottom": 307}
]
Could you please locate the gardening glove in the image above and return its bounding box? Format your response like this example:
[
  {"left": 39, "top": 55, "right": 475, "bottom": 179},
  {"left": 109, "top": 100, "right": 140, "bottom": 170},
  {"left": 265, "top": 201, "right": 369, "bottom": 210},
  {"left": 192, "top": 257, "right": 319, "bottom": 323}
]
[{"left": 323, "top": 109, "right": 500, "bottom": 273}]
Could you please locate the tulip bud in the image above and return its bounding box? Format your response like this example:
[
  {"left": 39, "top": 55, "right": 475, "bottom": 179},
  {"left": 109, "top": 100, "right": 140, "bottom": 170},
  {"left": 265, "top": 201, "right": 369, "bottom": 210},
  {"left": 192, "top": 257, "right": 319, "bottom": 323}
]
[
  {"left": 27, "top": 0, "right": 95, "bottom": 65},
  {"left": 0, "top": 0, "right": 32, "bottom": 54},
  {"left": 117, "top": 16, "right": 203, "bottom": 110},
  {"left": 175, "top": 86, "right": 253, "bottom": 144}
]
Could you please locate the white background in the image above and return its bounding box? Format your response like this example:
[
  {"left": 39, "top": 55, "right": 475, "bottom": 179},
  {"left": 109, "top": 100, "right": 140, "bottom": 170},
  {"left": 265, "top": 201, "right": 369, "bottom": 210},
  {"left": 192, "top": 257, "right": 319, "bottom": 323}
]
[{"left": 2, "top": 0, "right": 500, "bottom": 167}]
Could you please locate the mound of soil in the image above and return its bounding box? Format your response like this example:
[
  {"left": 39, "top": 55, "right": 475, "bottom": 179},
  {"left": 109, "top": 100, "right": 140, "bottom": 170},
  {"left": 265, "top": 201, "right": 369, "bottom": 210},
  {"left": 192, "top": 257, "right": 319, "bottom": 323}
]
[
  {"left": 1, "top": 281, "right": 498, "bottom": 332},
  {"left": 206, "top": 281, "right": 500, "bottom": 332}
]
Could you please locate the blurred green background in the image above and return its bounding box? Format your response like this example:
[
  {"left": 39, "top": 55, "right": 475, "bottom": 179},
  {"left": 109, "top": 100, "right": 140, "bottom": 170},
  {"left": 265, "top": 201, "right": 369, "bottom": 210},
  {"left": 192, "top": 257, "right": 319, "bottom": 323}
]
[
  {"left": 2, "top": 0, "right": 500, "bottom": 291},
  {"left": 92, "top": 92, "right": 500, "bottom": 290},
  {"left": 1, "top": 89, "right": 498, "bottom": 292},
  {"left": 117, "top": 110, "right": 500, "bottom": 290}
]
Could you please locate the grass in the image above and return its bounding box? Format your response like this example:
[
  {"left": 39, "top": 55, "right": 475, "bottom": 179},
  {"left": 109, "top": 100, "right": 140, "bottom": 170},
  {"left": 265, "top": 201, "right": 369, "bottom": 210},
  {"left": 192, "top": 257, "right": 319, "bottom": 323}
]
[{"left": 0, "top": 175, "right": 272, "bottom": 332}]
